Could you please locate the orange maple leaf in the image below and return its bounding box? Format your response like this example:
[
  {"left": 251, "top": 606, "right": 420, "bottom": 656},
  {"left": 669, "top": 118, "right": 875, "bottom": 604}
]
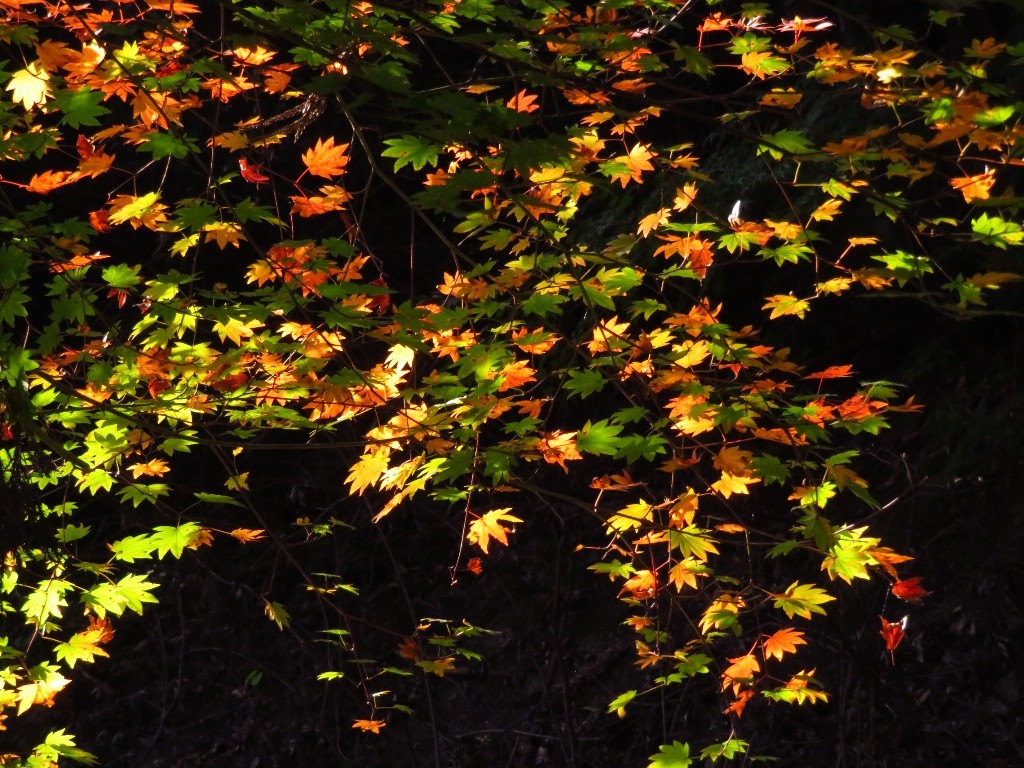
[
  {"left": 467, "top": 508, "right": 523, "bottom": 554},
  {"left": 506, "top": 88, "right": 540, "bottom": 113},
  {"left": 721, "top": 653, "right": 760, "bottom": 695},
  {"left": 864, "top": 548, "right": 913, "bottom": 577},
  {"left": 763, "top": 627, "right": 807, "bottom": 662},
  {"left": 950, "top": 169, "right": 995, "bottom": 203},
  {"left": 723, "top": 688, "right": 754, "bottom": 717},
  {"left": 619, "top": 569, "right": 657, "bottom": 599},
  {"left": 611, "top": 143, "right": 655, "bottom": 188},
  {"left": 27, "top": 170, "right": 72, "bottom": 194},
  {"left": 536, "top": 430, "right": 582, "bottom": 470},
  {"left": 352, "top": 719, "right": 386, "bottom": 734},
  {"left": 637, "top": 207, "right": 670, "bottom": 237},
  {"left": 805, "top": 364, "right": 853, "bottom": 380},
  {"left": 491, "top": 359, "right": 536, "bottom": 392},
  {"left": 301, "top": 137, "right": 350, "bottom": 178},
  {"left": 229, "top": 528, "right": 266, "bottom": 543}
]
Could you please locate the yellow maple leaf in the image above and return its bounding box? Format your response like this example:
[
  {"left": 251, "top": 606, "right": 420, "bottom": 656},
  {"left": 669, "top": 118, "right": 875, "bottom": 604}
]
[
  {"left": 712, "top": 471, "right": 759, "bottom": 498},
  {"left": 672, "top": 182, "right": 698, "bottom": 211},
  {"left": 212, "top": 316, "right": 263, "bottom": 345},
  {"left": 6, "top": 62, "right": 51, "bottom": 110},
  {"left": 466, "top": 508, "right": 523, "bottom": 554},
  {"left": 203, "top": 221, "right": 246, "bottom": 249},
  {"left": 587, "top": 316, "right": 631, "bottom": 354},
  {"left": 16, "top": 673, "right": 69, "bottom": 716},
  {"left": 346, "top": 450, "right": 390, "bottom": 495},
  {"left": 712, "top": 446, "right": 753, "bottom": 476},
  {"left": 810, "top": 197, "right": 843, "bottom": 222},
  {"left": 210, "top": 131, "right": 250, "bottom": 150}
]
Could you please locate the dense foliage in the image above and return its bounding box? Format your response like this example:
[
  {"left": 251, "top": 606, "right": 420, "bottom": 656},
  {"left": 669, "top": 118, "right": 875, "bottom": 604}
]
[{"left": 1, "top": 0, "right": 1021, "bottom": 765}]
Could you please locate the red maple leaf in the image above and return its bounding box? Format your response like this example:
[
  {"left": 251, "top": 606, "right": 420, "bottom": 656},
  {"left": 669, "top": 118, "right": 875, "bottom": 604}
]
[
  {"left": 892, "top": 576, "right": 929, "bottom": 603},
  {"left": 879, "top": 616, "right": 907, "bottom": 665},
  {"left": 239, "top": 157, "right": 269, "bottom": 184}
]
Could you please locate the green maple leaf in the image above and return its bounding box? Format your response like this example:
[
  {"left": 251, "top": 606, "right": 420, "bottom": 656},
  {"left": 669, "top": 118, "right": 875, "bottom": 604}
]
[
  {"left": 53, "top": 87, "right": 109, "bottom": 128},
  {"left": 648, "top": 741, "right": 691, "bottom": 768},
  {"left": 773, "top": 582, "right": 836, "bottom": 620},
  {"left": 150, "top": 522, "right": 204, "bottom": 559},
  {"left": 576, "top": 419, "right": 623, "bottom": 455},
  {"left": 382, "top": 135, "right": 440, "bottom": 171}
]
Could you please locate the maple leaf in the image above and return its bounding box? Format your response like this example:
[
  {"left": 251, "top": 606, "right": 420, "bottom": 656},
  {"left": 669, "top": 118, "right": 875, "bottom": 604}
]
[
  {"left": 417, "top": 656, "right": 457, "bottom": 677},
  {"left": 950, "top": 169, "right": 995, "bottom": 202},
  {"left": 302, "top": 137, "right": 350, "bottom": 178},
  {"left": 128, "top": 459, "right": 170, "bottom": 478},
  {"left": 239, "top": 157, "right": 269, "bottom": 183},
  {"left": 36, "top": 40, "right": 72, "bottom": 72},
  {"left": 27, "top": 170, "right": 73, "bottom": 195},
  {"left": 772, "top": 582, "right": 835, "bottom": 619},
  {"left": 619, "top": 569, "right": 657, "bottom": 599},
  {"left": 721, "top": 653, "right": 760, "bottom": 695},
  {"left": 637, "top": 207, "right": 670, "bottom": 238},
  {"left": 648, "top": 741, "right": 692, "bottom": 768},
  {"left": 763, "top": 627, "right": 807, "bottom": 661},
  {"left": 713, "top": 446, "right": 753, "bottom": 475},
  {"left": 203, "top": 221, "right": 246, "bottom": 249},
  {"left": 229, "top": 528, "right": 266, "bottom": 543},
  {"left": 805, "top": 365, "right": 853, "bottom": 380},
  {"left": 16, "top": 673, "right": 70, "bottom": 715},
  {"left": 741, "top": 51, "right": 790, "bottom": 79},
  {"left": 723, "top": 688, "right": 754, "bottom": 717},
  {"left": 492, "top": 359, "right": 536, "bottom": 391},
  {"left": 291, "top": 185, "right": 351, "bottom": 217},
  {"left": 763, "top": 294, "right": 810, "bottom": 319},
  {"left": 107, "top": 192, "right": 169, "bottom": 230},
  {"left": 352, "top": 719, "right": 386, "bottom": 734},
  {"left": 536, "top": 430, "right": 582, "bottom": 470},
  {"left": 711, "top": 471, "right": 759, "bottom": 498},
  {"left": 506, "top": 88, "right": 540, "bottom": 113},
  {"left": 672, "top": 183, "right": 698, "bottom": 211},
  {"left": 6, "top": 62, "right": 51, "bottom": 110},
  {"left": 466, "top": 508, "right": 523, "bottom": 554},
  {"left": 880, "top": 616, "right": 907, "bottom": 664},
  {"left": 891, "top": 576, "right": 929, "bottom": 603},
  {"left": 63, "top": 42, "right": 106, "bottom": 81},
  {"left": 346, "top": 451, "right": 389, "bottom": 495},
  {"left": 667, "top": 559, "right": 706, "bottom": 591},
  {"left": 212, "top": 316, "right": 263, "bottom": 345}
]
